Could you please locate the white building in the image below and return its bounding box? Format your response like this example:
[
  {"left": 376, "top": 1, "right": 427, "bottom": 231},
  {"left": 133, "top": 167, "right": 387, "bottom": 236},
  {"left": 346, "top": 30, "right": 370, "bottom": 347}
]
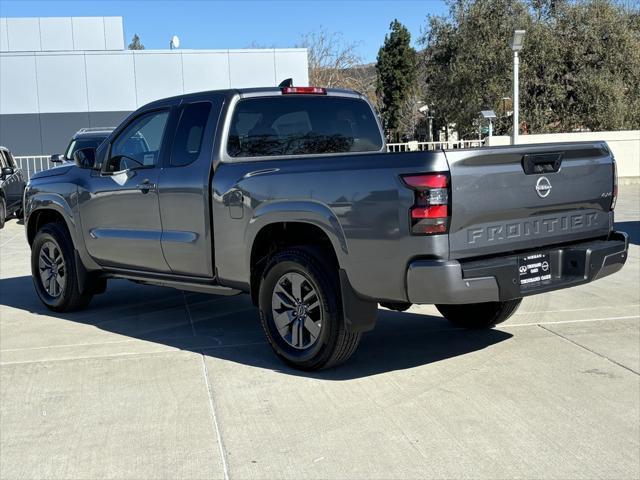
[{"left": 0, "top": 16, "right": 309, "bottom": 155}]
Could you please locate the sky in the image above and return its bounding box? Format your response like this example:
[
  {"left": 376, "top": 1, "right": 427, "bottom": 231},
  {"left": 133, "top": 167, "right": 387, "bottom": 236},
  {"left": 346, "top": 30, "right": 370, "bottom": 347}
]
[{"left": 0, "top": 0, "right": 448, "bottom": 62}]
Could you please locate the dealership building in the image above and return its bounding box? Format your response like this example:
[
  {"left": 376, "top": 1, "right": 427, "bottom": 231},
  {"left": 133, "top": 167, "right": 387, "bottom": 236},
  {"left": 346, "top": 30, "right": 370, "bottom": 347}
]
[{"left": 0, "top": 16, "right": 309, "bottom": 155}]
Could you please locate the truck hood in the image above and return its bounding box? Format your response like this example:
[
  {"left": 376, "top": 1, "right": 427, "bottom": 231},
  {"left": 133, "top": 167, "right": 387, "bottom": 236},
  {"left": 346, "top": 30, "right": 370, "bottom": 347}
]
[{"left": 30, "top": 164, "right": 75, "bottom": 180}]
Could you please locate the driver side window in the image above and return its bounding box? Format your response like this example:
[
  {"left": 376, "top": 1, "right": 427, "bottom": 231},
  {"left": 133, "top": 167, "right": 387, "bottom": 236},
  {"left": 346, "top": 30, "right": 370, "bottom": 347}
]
[{"left": 106, "top": 110, "right": 169, "bottom": 172}]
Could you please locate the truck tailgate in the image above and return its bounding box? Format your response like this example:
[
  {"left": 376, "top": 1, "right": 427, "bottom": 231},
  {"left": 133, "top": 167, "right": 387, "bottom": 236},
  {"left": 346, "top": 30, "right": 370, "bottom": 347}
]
[{"left": 445, "top": 142, "right": 614, "bottom": 259}]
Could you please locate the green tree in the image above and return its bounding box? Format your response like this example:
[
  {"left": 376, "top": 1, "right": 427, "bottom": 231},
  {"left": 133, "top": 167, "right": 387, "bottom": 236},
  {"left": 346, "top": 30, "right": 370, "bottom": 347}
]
[
  {"left": 420, "top": 0, "right": 530, "bottom": 138},
  {"left": 376, "top": 20, "right": 418, "bottom": 141},
  {"left": 128, "top": 34, "right": 145, "bottom": 50},
  {"left": 419, "top": 0, "right": 640, "bottom": 138}
]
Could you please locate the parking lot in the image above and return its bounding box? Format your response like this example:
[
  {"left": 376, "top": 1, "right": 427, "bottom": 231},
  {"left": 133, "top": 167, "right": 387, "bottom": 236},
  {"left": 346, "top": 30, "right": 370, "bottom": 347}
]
[{"left": 0, "top": 185, "right": 638, "bottom": 480}]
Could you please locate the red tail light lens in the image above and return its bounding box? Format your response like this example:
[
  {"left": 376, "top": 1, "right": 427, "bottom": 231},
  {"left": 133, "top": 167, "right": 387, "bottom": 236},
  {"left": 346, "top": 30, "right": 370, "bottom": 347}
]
[
  {"left": 402, "top": 174, "right": 448, "bottom": 189},
  {"left": 281, "top": 86, "right": 327, "bottom": 95},
  {"left": 411, "top": 205, "right": 448, "bottom": 219},
  {"left": 402, "top": 173, "right": 450, "bottom": 235}
]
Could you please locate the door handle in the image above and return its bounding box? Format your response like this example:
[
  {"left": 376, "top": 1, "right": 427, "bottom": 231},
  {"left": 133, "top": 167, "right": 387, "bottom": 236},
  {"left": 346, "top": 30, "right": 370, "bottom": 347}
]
[{"left": 136, "top": 180, "right": 156, "bottom": 193}]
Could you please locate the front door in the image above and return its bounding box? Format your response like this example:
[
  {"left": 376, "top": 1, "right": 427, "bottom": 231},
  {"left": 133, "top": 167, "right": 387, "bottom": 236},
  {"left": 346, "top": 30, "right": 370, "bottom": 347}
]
[{"left": 80, "top": 109, "right": 171, "bottom": 272}]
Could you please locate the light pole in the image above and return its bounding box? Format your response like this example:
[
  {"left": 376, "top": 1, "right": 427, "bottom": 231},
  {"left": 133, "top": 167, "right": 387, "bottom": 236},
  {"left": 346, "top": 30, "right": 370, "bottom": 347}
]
[{"left": 510, "top": 30, "right": 525, "bottom": 145}]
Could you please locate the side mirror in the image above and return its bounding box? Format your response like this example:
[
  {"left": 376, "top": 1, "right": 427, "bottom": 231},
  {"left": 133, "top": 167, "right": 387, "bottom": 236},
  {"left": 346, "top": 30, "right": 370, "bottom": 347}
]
[
  {"left": 73, "top": 147, "right": 96, "bottom": 169},
  {"left": 50, "top": 154, "right": 64, "bottom": 163},
  {"left": 1, "top": 167, "right": 14, "bottom": 178}
]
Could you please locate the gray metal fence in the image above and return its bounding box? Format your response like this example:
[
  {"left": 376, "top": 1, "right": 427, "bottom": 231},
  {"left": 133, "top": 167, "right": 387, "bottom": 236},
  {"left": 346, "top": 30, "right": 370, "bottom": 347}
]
[
  {"left": 16, "top": 140, "right": 487, "bottom": 180},
  {"left": 13, "top": 156, "right": 55, "bottom": 181}
]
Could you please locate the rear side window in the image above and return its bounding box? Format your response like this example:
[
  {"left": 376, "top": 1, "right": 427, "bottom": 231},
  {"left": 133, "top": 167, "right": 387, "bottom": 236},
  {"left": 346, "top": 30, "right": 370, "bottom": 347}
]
[
  {"left": 227, "top": 96, "right": 383, "bottom": 158},
  {"left": 171, "top": 102, "right": 212, "bottom": 167}
]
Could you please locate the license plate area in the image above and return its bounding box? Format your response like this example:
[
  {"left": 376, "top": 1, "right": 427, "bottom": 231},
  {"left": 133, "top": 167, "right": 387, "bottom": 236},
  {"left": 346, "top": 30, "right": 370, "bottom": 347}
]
[{"left": 518, "top": 252, "right": 552, "bottom": 287}]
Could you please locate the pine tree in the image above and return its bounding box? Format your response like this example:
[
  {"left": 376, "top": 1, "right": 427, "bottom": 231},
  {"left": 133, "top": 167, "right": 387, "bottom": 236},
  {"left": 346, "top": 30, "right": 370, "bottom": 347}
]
[
  {"left": 375, "top": 20, "right": 418, "bottom": 141},
  {"left": 128, "top": 34, "right": 145, "bottom": 50}
]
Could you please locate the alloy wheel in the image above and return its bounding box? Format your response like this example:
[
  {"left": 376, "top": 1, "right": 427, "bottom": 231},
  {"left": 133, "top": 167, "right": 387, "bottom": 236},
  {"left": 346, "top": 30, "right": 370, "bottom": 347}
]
[
  {"left": 271, "top": 272, "right": 322, "bottom": 349},
  {"left": 38, "top": 240, "right": 66, "bottom": 298}
]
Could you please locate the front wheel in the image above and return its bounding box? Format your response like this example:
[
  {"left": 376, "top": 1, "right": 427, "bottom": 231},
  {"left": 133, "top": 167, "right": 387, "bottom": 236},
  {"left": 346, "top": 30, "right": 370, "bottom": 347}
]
[
  {"left": 436, "top": 299, "right": 522, "bottom": 329},
  {"left": 31, "top": 222, "right": 93, "bottom": 312},
  {"left": 258, "top": 247, "right": 361, "bottom": 370}
]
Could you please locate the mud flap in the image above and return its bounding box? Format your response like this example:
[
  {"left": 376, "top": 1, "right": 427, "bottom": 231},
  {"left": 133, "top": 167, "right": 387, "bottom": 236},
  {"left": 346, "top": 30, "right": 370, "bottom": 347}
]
[{"left": 339, "top": 269, "right": 377, "bottom": 333}]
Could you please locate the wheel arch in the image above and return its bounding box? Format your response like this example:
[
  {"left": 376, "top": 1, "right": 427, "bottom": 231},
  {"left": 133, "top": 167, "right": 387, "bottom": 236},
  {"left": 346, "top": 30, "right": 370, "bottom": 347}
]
[
  {"left": 26, "top": 203, "right": 76, "bottom": 247},
  {"left": 248, "top": 221, "right": 340, "bottom": 306}
]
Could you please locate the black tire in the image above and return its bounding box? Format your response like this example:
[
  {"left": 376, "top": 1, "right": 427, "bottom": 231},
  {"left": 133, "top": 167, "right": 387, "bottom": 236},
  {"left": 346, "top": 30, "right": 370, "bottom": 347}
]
[
  {"left": 31, "top": 222, "right": 93, "bottom": 312},
  {"left": 436, "top": 298, "right": 522, "bottom": 329},
  {"left": 258, "top": 246, "right": 361, "bottom": 371},
  {"left": 0, "top": 196, "right": 6, "bottom": 229}
]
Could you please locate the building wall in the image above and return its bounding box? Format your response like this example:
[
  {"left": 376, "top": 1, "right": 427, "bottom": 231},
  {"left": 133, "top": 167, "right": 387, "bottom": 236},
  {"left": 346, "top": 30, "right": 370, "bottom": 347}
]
[
  {"left": 486, "top": 131, "right": 640, "bottom": 179},
  {"left": 0, "top": 17, "right": 125, "bottom": 52},
  {"left": 0, "top": 17, "right": 309, "bottom": 155}
]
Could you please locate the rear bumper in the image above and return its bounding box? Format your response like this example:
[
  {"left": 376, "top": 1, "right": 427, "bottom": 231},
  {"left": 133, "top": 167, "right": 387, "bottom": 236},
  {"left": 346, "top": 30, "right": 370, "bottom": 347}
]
[{"left": 406, "top": 231, "right": 629, "bottom": 305}]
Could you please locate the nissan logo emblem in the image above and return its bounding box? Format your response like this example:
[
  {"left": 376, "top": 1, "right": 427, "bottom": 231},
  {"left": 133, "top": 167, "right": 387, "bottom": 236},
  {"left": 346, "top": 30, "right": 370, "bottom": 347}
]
[{"left": 535, "top": 176, "right": 552, "bottom": 198}]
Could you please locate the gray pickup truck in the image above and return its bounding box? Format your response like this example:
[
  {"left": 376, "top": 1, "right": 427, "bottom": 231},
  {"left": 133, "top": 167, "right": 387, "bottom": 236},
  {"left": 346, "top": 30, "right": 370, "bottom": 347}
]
[{"left": 24, "top": 85, "right": 628, "bottom": 370}]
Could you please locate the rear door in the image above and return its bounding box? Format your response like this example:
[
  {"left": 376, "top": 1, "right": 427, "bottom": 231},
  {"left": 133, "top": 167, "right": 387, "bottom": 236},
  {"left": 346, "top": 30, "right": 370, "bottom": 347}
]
[
  {"left": 446, "top": 142, "right": 614, "bottom": 259},
  {"left": 157, "top": 96, "right": 223, "bottom": 277},
  {"left": 80, "top": 108, "right": 172, "bottom": 272}
]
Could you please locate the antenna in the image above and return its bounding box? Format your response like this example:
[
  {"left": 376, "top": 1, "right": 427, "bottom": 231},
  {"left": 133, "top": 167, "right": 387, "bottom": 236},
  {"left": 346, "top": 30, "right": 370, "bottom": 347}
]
[
  {"left": 278, "top": 78, "right": 293, "bottom": 88},
  {"left": 169, "top": 35, "right": 180, "bottom": 50}
]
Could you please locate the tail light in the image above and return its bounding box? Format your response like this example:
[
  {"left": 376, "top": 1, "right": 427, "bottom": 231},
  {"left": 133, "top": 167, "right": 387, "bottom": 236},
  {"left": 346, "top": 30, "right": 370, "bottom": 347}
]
[
  {"left": 401, "top": 173, "right": 450, "bottom": 235},
  {"left": 281, "top": 86, "right": 327, "bottom": 95},
  {"left": 611, "top": 157, "right": 618, "bottom": 211}
]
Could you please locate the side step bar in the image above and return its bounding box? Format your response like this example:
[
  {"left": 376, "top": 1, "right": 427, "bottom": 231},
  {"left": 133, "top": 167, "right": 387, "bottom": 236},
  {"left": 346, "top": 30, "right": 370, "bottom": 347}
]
[{"left": 103, "top": 268, "right": 242, "bottom": 296}]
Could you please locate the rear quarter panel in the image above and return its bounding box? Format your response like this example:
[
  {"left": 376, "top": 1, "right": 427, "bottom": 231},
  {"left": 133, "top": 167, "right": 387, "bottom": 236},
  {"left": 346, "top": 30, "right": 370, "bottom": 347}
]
[{"left": 213, "top": 151, "right": 449, "bottom": 302}]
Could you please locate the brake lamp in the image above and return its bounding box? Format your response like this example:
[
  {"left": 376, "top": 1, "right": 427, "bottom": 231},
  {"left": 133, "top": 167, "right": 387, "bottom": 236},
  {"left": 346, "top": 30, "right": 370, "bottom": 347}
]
[
  {"left": 401, "top": 173, "right": 450, "bottom": 235},
  {"left": 281, "top": 86, "right": 327, "bottom": 95},
  {"left": 611, "top": 157, "right": 618, "bottom": 211}
]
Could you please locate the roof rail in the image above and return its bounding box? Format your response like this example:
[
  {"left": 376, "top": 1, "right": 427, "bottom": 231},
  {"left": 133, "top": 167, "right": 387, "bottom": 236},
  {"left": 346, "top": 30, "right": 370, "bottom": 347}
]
[{"left": 77, "top": 127, "right": 116, "bottom": 133}]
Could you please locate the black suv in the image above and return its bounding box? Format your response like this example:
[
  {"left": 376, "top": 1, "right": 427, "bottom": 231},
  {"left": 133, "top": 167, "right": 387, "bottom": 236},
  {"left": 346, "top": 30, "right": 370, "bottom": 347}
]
[
  {"left": 0, "top": 146, "right": 26, "bottom": 228},
  {"left": 51, "top": 127, "right": 114, "bottom": 164}
]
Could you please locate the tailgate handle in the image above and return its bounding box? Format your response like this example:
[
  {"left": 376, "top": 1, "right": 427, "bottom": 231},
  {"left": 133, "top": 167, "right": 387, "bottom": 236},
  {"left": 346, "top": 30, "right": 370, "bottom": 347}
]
[{"left": 522, "top": 152, "right": 563, "bottom": 174}]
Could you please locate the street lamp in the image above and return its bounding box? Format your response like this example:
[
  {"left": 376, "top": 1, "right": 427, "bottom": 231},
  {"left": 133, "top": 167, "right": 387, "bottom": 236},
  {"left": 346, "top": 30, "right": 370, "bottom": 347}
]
[{"left": 510, "top": 30, "right": 525, "bottom": 145}]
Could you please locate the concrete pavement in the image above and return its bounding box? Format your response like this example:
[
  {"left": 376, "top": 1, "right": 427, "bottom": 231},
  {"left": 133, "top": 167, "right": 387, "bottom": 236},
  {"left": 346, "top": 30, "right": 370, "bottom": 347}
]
[{"left": 1, "top": 186, "right": 638, "bottom": 479}]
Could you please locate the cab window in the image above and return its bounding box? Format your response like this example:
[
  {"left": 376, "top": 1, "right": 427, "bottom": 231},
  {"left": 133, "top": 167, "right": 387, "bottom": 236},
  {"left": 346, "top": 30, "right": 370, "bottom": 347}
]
[
  {"left": 106, "top": 110, "right": 169, "bottom": 172},
  {"left": 170, "top": 102, "right": 212, "bottom": 167},
  {"left": 227, "top": 96, "right": 383, "bottom": 158}
]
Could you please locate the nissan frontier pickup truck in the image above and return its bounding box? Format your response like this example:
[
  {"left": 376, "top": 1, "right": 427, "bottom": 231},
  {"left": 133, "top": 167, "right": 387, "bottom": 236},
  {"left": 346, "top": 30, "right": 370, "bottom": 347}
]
[{"left": 23, "top": 85, "right": 628, "bottom": 370}]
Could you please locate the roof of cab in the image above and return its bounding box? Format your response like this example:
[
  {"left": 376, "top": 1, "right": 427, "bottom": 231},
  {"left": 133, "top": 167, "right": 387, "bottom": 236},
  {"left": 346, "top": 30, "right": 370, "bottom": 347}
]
[{"left": 142, "top": 86, "right": 363, "bottom": 109}]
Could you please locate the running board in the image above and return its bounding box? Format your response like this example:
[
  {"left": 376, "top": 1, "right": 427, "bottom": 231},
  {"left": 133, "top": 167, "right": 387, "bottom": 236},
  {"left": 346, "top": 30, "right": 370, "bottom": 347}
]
[{"left": 104, "top": 269, "right": 242, "bottom": 296}]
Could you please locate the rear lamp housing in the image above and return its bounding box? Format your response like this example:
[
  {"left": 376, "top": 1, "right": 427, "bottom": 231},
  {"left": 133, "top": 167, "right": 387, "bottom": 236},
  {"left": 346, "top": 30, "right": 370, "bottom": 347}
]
[{"left": 401, "top": 173, "right": 450, "bottom": 235}]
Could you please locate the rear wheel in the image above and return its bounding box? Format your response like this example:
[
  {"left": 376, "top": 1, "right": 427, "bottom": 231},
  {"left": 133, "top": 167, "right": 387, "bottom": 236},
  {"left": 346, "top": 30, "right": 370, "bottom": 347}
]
[
  {"left": 31, "top": 222, "right": 93, "bottom": 312},
  {"left": 436, "top": 299, "right": 522, "bottom": 329},
  {"left": 258, "top": 247, "right": 361, "bottom": 370}
]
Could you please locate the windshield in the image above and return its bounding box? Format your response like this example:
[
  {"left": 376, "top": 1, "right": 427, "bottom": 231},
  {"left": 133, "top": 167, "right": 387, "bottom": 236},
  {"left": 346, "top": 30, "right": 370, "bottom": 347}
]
[{"left": 64, "top": 137, "right": 107, "bottom": 160}]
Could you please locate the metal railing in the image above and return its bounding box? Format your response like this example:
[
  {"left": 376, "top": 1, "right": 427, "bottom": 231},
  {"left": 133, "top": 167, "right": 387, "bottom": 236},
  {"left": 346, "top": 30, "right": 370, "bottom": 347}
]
[
  {"left": 387, "top": 139, "right": 485, "bottom": 152},
  {"left": 14, "top": 155, "right": 55, "bottom": 181},
  {"left": 15, "top": 140, "right": 486, "bottom": 179}
]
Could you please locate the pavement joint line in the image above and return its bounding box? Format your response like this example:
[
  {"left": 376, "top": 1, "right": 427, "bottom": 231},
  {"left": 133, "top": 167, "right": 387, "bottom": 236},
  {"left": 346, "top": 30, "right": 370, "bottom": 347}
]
[
  {"left": 500, "top": 314, "right": 640, "bottom": 328},
  {"left": 0, "top": 348, "right": 193, "bottom": 366},
  {"left": 0, "top": 340, "right": 268, "bottom": 365},
  {"left": 514, "top": 304, "right": 640, "bottom": 315},
  {"left": 538, "top": 324, "right": 640, "bottom": 376},
  {"left": 0, "top": 231, "right": 23, "bottom": 248},
  {"left": 183, "top": 291, "right": 231, "bottom": 480}
]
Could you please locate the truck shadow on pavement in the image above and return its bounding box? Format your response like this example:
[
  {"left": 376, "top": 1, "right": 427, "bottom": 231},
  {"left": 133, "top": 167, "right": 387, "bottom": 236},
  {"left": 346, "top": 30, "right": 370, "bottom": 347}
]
[{"left": 0, "top": 275, "right": 512, "bottom": 380}]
